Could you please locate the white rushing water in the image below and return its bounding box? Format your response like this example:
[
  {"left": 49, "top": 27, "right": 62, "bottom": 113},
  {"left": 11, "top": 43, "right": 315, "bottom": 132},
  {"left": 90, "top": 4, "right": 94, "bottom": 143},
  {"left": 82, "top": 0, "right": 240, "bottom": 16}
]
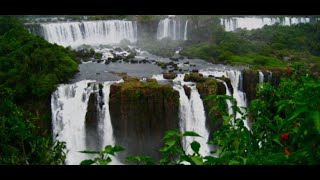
[
  {"left": 172, "top": 74, "right": 211, "bottom": 156},
  {"left": 51, "top": 80, "right": 122, "bottom": 165},
  {"left": 218, "top": 80, "right": 234, "bottom": 116},
  {"left": 200, "top": 69, "right": 249, "bottom": 129},
  {"left": 167, "top": 69, "right": 250, "bottom": 158},
  {"left": 41, "top": 20, "right": 137, "bottom": 47},
  {"left": 184, "top": 20, "right": 189, "bottom": 40},
  {"left": 51, "top": 68, "right": 250, "bottom": 164},
  {"left": 157, "top": 18, "right": 189, "bottom": 40},
  {"left": 258, "top": 71, "right": 264, "bottom": 83},
  {"left": 221, "top": 16, "right": 311, "bottom": 31}
]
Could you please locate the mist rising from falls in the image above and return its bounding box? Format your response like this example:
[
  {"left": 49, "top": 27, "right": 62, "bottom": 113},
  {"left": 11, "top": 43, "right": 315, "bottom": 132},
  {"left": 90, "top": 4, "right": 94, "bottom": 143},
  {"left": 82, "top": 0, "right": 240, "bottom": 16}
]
[
  {"left": 41, "top": 20, "right": 137, "bottom": 47},
  {"left": 221, "top": 16, "right": 310, "bottom": 31},
  {"left": 157, "top": 18, "right": 189, "bottom": 40},
  {"left": 51, "top": 80, "right": 121, "bottom": 165}
]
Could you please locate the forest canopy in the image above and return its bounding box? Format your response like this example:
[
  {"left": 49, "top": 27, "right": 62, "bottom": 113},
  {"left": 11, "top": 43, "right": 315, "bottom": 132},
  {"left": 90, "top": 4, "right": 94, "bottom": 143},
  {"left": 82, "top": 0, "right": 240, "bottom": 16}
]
[{"left": 0, "top": 16, "right": 79, "bottom": 164}]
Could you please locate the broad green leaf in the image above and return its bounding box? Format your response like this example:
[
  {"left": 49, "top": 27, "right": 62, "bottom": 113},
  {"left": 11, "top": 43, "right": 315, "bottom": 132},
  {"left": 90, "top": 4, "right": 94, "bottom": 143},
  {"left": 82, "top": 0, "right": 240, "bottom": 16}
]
[
  {"left": 310, "top": 111, "right": 320, "bottom": 133},
  {"left": 80, "top": 159, "right": 95, "bottom": 165},
  {"left": 203, "top": 156, "right": 217, "bottom": 165},
  {"left": 106, "top": 157, "right": 112, "bottom": 164},
  {"left": 204, "top": 95, "right": 217, "bottom": 101},
  {"left": 79, "top": 150, "right": 100, "bottom": 154},
  {"left": 190, "top": 141, "right": 201, "bottom": 154},
  {"left": 180, "top": 155, "right": 193, "bottom": 165},
  {"left": 209, "top": 106, "right": 218, "bottom": 113},
  {"left": 236, "top": 156, "right": 247, "bottom": 165},
  {"left": 222, "top": 115, "right": 232, "bottom": 124},
  {"left": 103, "top": 145, "right": 125, "bottom": 156},
  {"left": 165, "top": 138, "right": 177, "bottom": 147},
  {"left": 135, "top": 156, "right": 156, "bottom": 165},
  {"left": 126, "top": 155, "right": 156, "bottom": 165},
  {"left": 223, "top": 95, "right": 236, "bottom": 101},
  {"left": 112, "top": 145, "right": 125, "bottom": 153},
  {"left": 163, "top": 130, "right": 181, "bottom": 140},
  {"left": 161, "top": 139, "right": 177, "bottom": 153},
  {"left": 189, "top": 155, "right": 203, "bottom": 165},
  {"left": 126, "top": 156, "right": 140, "bottom": 163},
  {"left": 104, "top": 145, "right": 114, "bottom": 155},
  {"left": 160, "top": 146, "right": 169, "bottom": 153},
  {"left": 183, "top": 131, "right": 202, "bottom": 137},
  {"left": 159, "top": 157, "right": 170, "bottom": 165},
  {"left": 232, "top": 105, "right": 242, "bottom": 114},
  {"left": 276, "top": 100, "right": 290, "bottom": 113},
  {"left": 288, "top": 107, "right": 307, "bottom": 121},
  {"left": 272, "top": 138, "right": 283, "bottom": 147},
  {"left": 98, "top": 158, "right": 111, "bottom": 165}
]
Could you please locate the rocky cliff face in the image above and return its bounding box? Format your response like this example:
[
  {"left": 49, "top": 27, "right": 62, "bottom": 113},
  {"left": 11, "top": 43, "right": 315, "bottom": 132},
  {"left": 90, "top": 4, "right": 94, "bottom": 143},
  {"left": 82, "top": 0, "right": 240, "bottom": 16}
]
[
  {"left": 269, "top": 68, "right": 287, "bottom": 86},
  {"left": 85, "top": 92, "right": 103, "bottom": 150},
  {"left": 109, "top": 78, "right": 179, "bottom": 160},
  {"left": 196, "top": 78, "right": 226, "bottom": 139},
  {"left": 242, "top": 69, "right": 260, "bottom": 104},
  {"left": 184, "top": 73, "right": 227, "bottom": 138},
  {"left": 243, "top": 68, "right": 288, "bottom": 104}
]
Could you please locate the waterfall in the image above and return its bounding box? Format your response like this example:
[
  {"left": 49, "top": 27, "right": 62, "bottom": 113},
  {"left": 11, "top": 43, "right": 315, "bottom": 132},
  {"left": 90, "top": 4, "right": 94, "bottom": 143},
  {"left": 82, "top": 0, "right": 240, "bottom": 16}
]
[
  {"left": 225, "top": 70, "right": 248, "bottom": 128},
  {"left": 51, "top": 80, "right": 121, "bottom": 165},
  {"left": 189, "top": 86, "right": 211, "bottom": 155},
  {"left": 258, "top": 71, "right": 264, "bottom": 83},
  {"left": 172, "top": 74, "right": 211, "bottom": 156},
  {"left": 173, "top": 85, "right": 192, "bottom": 152},
  {"left": 40, "top": 20, "right": 138, "bottom": 47},
  {"left": 200, "top": 70, "right": 249, "bottom": 129},
  {"left": 221, "top": 16, "right": 311, "bottom": 31},
  {"left": 100, "top": 82, "right": 115, "bottom": 149},
  {"left": 51, "top": 80, "right": 92, "bottom": 165},
  {"left": 219, "top": 80, "right": 233, "bottom": 116},
  {"left": 184, "top": 20, "right": 188, "bottom": 40},
  {"left": 157, "top": 18, "right": 188, "bottom": 40}
]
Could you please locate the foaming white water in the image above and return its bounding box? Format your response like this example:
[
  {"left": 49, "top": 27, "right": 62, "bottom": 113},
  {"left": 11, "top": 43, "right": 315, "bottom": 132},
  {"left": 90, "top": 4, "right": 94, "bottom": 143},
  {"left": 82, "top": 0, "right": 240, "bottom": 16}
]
[
  {"left": 200, "top": 70, "right": 249, "bottom": 129},
  {"left": 51, "top": 80, "right": 94, "bottom": 164},
  {"left": 172, "top": 74, "right": 211, "bottom": 156},
  {"left": 221, "top": 16, "right": 310, "bottom": 31},
  {"left": 51, "top": 80, "right": 122, "bottom": 165},
  {"left": 184, "top": 20, "right": 189, "bottom": 40},
  {"left": 258, "top": 71, "right": 264, "bottom": 83},
  {"left": 41, "top": 20, "right": 137, "bottom": 47},
  {"left": 151, "top": 74, "right": 166, "bottom": 81}
]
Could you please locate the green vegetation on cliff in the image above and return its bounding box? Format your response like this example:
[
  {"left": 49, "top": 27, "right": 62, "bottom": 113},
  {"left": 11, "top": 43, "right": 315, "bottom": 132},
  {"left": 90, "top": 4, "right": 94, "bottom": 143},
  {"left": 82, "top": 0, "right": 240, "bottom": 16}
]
[
  {"left": 109, "top": 77, "right": 180, "bottom": 159},
  {"left": 0, "top": 16, "right": 79, "bottom": 164},
  {"left": 112, "top": 77, "right": 178, "bottom": 103}
]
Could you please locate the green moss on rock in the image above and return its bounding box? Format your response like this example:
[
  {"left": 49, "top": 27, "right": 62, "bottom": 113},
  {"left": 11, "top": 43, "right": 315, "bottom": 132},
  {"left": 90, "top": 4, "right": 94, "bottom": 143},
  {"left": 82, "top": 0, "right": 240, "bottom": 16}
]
[
  {"left": 163, "top": 72, "right": 177, "bottom": 79},
  {"left": 109, "top": 77, "right": 180, "bottom": 160},
  {"left": 195, "top": 78, "right": 226, "bottom": 140},
  {"left": 184, "top": 72, "right": 206, "bottom": 83}
]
